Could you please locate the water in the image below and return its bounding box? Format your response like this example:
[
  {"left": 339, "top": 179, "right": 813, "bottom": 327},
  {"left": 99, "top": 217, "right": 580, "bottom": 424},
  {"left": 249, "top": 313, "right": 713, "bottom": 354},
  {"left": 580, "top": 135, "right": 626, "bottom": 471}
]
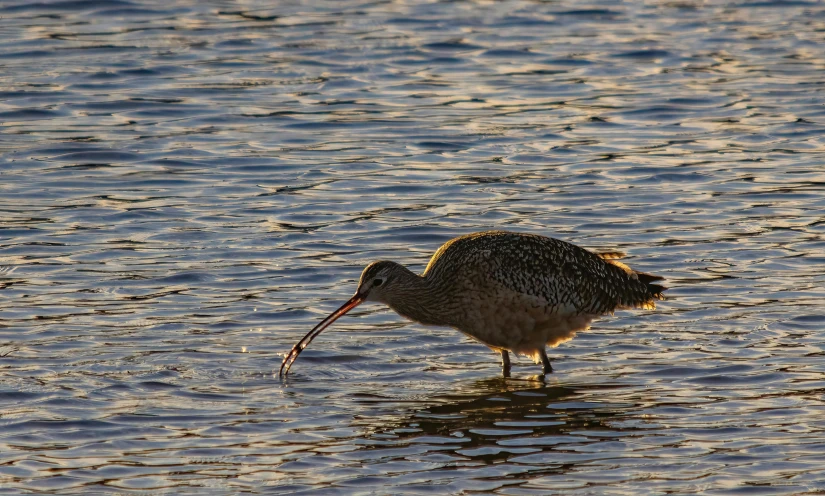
[{"left": 2, "top": 0, "right": 825, "bottom": 493}]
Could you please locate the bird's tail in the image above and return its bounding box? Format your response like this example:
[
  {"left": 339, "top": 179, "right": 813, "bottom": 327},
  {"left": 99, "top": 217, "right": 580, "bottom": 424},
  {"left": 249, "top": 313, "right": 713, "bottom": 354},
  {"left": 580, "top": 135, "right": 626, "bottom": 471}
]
[{"left": 637, "top": 271, "right": 667, "bottom": 299}]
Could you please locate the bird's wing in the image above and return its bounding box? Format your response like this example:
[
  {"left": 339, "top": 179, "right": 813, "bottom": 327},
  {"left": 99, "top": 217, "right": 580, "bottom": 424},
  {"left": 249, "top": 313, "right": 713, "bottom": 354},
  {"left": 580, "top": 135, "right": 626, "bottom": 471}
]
[
  {"left": 482, "top": 234, "right": 659, "bottom": 314},
  {"left": 424, "top": 231, "right": 663, "bottom": 316}
]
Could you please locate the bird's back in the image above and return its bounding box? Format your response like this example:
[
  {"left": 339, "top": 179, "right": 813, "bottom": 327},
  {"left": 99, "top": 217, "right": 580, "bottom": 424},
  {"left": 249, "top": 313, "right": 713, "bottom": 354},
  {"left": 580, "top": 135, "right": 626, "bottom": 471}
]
[{"left": 423, "top": 231, "right": 664, "bottom": 316}]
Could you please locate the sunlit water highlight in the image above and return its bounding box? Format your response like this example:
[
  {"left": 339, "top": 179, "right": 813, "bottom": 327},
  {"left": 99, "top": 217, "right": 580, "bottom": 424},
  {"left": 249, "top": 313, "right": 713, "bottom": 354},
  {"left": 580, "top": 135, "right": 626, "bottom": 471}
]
[{"left": 2, "top": 0, "right": 825, "bottom": 493}]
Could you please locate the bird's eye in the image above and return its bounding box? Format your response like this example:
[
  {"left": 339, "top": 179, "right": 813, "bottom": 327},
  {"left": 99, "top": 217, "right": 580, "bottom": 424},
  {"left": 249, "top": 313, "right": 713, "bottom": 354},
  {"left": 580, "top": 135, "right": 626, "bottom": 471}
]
[{"left": 373, "top": 278, "right": 384, "bottom": 287}]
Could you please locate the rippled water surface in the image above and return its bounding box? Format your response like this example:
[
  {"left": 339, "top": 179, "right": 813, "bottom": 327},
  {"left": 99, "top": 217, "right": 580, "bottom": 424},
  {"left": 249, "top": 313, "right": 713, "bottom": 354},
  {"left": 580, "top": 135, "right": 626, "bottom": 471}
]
[{"left": 3, "top": 0, "right": 825, "bottom": 493}]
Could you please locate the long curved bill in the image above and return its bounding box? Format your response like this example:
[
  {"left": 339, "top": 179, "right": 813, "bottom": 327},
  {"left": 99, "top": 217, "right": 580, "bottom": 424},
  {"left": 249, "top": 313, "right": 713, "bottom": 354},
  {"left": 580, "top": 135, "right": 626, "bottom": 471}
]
[{"left": 279, "top": 293, "right": 364, "bottom": 377}]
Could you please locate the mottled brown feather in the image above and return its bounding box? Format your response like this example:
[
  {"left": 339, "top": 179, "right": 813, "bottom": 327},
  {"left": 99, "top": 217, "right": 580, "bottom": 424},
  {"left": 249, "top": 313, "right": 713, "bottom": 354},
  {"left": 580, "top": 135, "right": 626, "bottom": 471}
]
[{"left": 424, "top": 231, "right": 663, "bottom": 315}]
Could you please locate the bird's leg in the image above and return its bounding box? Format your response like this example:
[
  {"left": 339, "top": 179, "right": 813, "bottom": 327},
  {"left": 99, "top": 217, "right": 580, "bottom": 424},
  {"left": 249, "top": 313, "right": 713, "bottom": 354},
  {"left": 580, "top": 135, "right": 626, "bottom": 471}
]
[
  {"left": 539, "top": 348, "right": 553, "bottom": 374},
  {"left": 500, "top": 349, "right": 511, "bottom": 377}
]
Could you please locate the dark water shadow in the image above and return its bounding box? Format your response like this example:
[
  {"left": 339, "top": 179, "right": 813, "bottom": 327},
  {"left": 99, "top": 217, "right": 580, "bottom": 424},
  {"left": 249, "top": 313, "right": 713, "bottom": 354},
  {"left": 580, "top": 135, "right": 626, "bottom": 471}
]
[{"left": 350, "top": 377, "right": 641, "bottom": 467}]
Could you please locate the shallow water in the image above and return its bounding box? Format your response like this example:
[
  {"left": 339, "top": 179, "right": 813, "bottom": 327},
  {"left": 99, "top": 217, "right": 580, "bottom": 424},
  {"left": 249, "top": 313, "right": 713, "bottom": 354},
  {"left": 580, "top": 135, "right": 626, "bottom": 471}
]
[{"left": 2, "top": 0, "right": 825, "bottom": 493}]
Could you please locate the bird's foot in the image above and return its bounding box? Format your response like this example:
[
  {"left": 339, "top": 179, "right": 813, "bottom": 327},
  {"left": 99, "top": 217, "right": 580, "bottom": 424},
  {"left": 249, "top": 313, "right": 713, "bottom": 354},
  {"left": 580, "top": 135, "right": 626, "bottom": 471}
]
[
  {"left": 540, "top": 349, "right": 553, "bottom": 375},
  {"left": 500, "top": 350, "right": 511, "bottom": 378}
]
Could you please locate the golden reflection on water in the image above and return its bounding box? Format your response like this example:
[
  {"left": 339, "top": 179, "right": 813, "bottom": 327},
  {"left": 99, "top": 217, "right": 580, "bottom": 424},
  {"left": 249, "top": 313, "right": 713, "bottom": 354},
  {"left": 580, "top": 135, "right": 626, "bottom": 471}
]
[{"left": 3, "top": 0, "right": 825, "bottom": 493}]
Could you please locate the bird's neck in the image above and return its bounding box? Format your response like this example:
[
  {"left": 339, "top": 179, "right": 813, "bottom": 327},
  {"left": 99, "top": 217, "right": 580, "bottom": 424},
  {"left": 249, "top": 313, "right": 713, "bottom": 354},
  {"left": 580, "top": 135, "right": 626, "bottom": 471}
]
[{"left": 384, "top": 271, "right": 454, "bottom": 327}]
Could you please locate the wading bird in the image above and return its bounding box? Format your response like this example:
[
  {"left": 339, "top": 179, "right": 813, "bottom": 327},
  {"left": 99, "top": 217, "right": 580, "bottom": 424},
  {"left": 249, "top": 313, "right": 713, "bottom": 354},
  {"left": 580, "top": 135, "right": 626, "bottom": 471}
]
[{"left": 280, "top": 231, "right": 665, "bottom": 377}]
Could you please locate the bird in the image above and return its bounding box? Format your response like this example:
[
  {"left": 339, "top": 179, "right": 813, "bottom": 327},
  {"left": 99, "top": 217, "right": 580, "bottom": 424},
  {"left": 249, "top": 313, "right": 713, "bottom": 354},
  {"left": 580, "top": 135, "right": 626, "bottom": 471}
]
[{"left": 279, "top": 230, "right": 666, "bottom": 378}]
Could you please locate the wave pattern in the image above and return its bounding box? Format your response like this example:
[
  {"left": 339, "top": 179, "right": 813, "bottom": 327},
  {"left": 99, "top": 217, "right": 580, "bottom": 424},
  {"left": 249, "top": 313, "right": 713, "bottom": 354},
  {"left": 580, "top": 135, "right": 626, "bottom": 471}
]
[{"left": 2, "top": 0, "right": 825, "bottom": 493}]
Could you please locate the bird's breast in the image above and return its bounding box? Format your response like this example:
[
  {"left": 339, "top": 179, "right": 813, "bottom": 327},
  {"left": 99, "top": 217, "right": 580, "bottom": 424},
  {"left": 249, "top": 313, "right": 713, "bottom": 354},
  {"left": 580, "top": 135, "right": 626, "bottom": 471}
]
[{"left": 451, "top": 286, "right": 558, "bottom": 348}]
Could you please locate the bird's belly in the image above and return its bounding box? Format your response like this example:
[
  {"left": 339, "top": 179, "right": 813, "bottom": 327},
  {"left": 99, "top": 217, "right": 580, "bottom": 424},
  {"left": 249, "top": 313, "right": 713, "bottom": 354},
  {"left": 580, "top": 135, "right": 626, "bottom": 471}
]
[{"left": 455, "top": 291, "right": 594, "bottom": 356}]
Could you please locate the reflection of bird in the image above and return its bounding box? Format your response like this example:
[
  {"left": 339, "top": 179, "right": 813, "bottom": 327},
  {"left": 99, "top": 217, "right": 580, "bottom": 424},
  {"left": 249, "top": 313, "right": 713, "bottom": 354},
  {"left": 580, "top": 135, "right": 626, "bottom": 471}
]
[{"left": 280, "top": 231, "right": 666, "bottom": 377}]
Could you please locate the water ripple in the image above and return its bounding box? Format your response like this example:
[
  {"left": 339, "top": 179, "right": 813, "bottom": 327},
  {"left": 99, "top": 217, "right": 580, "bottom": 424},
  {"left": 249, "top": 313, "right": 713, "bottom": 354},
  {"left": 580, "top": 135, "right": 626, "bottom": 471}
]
[{"left": 2, "top": 0, "right": 825, "bottom": 493}]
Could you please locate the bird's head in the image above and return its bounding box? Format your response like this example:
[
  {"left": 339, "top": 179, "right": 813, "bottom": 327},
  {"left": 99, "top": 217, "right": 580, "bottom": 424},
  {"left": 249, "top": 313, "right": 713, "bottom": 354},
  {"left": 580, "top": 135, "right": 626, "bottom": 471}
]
[{"left": 356, "top": 260, "right": 408, "bottom": 303}]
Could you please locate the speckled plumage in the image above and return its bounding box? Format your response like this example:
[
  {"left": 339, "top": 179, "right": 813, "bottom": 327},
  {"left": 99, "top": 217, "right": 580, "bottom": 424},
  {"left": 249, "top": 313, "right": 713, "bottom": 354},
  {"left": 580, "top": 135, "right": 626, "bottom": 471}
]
[
  {"left": 425, "top": 231, "right": 662, "bottom": 314},
  {"left": 410, "top": 231, "right": 665, "bottom": 362},
  {"left": 281, "top": 230, "right": 666, "bottom": 377}
]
